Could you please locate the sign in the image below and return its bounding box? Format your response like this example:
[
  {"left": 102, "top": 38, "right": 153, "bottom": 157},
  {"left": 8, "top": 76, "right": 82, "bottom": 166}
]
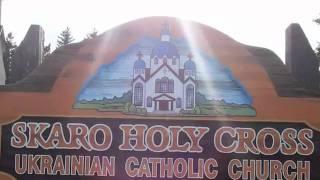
[
  {"left": 0, "top": 117, "right": 317, "bottom": 179},
  {"left": 0, "top": 17, "right": 319, "bottom": 179}
]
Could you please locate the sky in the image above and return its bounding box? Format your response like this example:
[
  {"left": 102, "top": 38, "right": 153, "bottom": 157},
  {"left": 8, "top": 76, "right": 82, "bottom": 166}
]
[{"left": 2, "top": 0, "right": 320, "bottom": 61}]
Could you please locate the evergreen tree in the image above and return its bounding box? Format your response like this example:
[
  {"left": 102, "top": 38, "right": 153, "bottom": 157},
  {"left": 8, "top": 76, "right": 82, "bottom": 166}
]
[
  {"left": 85, "top": 28, "right": 98, "bottom": 40},
  {"left": 43, "top": 43, "right": 51, "bottom": 58},
  {"left": 3, "top": 32, "right": 17, "bottom": 83},
  {"left": 314, "top": 16, "right": 320, "bottom": 57},
  {"left": 57, "top": 27, "right": 75, "bottom": 47}
]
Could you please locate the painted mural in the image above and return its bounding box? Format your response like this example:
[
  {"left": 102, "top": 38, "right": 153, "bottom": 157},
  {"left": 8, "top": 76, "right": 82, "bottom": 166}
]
[{"left": 74, "top": 24, "right": 256, "bottom": 116}]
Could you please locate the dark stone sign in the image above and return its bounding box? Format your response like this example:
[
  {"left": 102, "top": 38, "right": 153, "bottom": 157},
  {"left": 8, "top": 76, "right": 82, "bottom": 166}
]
[{"left": 0, "top": 116, "right": 317, "bottom": 179}]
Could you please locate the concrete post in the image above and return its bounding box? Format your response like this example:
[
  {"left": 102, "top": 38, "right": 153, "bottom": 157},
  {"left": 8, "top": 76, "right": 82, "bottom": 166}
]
[
  {"left": 10, "top": 25, "right": 44, "bottom": 83},
  {"left": 0, "top": 0, "right": 5, "bottom": 85},
  {"left": 285, "top": 23, "right": 319, "bottom": 90}
]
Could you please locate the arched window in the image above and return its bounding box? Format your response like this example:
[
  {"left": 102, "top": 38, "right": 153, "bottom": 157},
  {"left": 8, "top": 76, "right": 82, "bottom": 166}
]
[
  {"left": 147, "top": 97, "right": 152, "bottom": 107},
  {"left": 155, "top": 79, "right": 160, "bottom": 93},
  {"left": 163, "top": 58, "right": 167, "bottom": 64},
  {"left": 134, "top": 83, "right": 143, "bottom": 106},
  {"left": 186, "top": 84, "right": 194, "bottom": 108},
  {"left": 154, "top": 57, "right": 158, "bottom": 64},
  {"left": 176, "top": 98, "right": 181, "bottom": 108},
  {"left": 168, "top": 80, "right": 174, "bottom": 93},
  {"left": 160, "top": 77, "right": 169, "bottom": 92},
  {"left": 156, "top": 77, "right": 174, "bottom": 93}
]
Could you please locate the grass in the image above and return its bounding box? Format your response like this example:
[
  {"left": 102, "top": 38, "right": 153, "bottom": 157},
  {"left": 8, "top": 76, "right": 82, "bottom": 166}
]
[
  {"left": 73, "top": 103, "right": 125, "bottom": 112},
  {"left": 74, "top": 102, "right": 256, "bottom": 116},
  {"left": 198, "top": 104, "right": 256, "bottom": 116}
]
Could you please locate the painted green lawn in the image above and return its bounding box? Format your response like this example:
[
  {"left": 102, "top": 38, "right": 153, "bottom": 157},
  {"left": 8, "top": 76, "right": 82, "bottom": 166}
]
[
  {"left": 73, "top": 103, "right": 125, "bottom": 112},
  {"left": 74, "top": 102, "right": 256, "bottom": 116},
  {"left": 198, "top": 104, "right": 256, "bottom": 116}
]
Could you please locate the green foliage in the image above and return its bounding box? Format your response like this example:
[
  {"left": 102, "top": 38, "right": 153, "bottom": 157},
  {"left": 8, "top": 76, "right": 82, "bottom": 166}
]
[
  {"left": 57, "top": 27, "right": 75, "bottom": 48},
  {"left": 315, "top": 17, "right": 320, "bottom": 25},
  {"left": 193, "top": 106, "right": 201, "bottom": 114},
  {"left": 43, "top": 43, "right": 51, "bottom": 58},
  {"left": 124, "top": 102, "right": 131, "bottom": 113},
  {"left": 125, "top": 103, "right": 147, "bottom": 115},
  {"left": 73, "top": 103, "right": 124, "bottom": 111},
  {"left": 180, "top": 104, "right": 256, "bottom": 116},
  {"left": 3, "top": 32, "right": 17, "bottom": 83},
  {"left": 128, "top": 104, "right": 137, "bottom": 113},
  {"left": 136, "top": 107, "right": 147, "bottom": 115},
  {"left": 196, "top": 92, "right": 208, "bottom": 105},
  {"left": 314, "top": 16, "right": 320, "bottom": 58},
  {"left": 316, "top": 46, "right": 320, "bottom": 58},
  {"left": 79, "top": 91, "right": 132, "bottom": 104},
  {"left": 85, "top": 28, "right": 98, "bottom": 40}
]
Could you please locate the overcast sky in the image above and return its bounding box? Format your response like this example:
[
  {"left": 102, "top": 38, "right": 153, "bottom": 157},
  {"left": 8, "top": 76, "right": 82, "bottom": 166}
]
[{"left": 2, "top": 0, "right": 320, "bottom": 61}]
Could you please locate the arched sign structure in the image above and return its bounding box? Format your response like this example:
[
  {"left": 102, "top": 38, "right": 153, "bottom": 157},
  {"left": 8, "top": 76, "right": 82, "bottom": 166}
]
[{"left": 0, "top": 17, "right": 319, "bottom": 180}]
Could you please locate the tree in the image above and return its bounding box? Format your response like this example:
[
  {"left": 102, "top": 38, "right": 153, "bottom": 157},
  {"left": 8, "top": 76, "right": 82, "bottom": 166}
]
[
  {"left": 314, "top": 16, "right": 320, "bottom": 57},
  {"left": 43, "top": 43, "right": 51, "bottom": 58},
  {"left": 57, "top": 27, "right": 75, "bottom": 47},
  {"left": 84, "top": 28, "right": 98, "bottom": 40},
  {"left": 3, "top": 32, "right": 17, "bottom": 83}
]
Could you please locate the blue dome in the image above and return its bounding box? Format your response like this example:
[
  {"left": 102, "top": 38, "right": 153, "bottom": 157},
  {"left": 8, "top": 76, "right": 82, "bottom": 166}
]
[
  {"left": 151, "top": 41, "right": 179, "bottom": 58},
  {"left": 134, "top": 59, "right": 146, "bottom": 69},
  {"left": 184, "top": 60, "right": 196, "bottom": 70}
]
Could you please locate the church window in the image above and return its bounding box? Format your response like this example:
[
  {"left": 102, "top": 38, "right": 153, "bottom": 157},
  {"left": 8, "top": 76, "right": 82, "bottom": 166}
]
[
  {"left": 134, "top": 83, "right": 143, "bottom": 106},
  {"left": 160, "top": 77, "right": 169, "bottom": 92},
  {"left": 147, "top": 96, "right": 152, "bottom": 107},
  {"left": 156, "top": 77, "right": 174, "bottom": 93},
  {"left": 186, "top": 84, "right": 194, "bottom": 108},
  {"left": 163, "top": 58, "right": 167, "bottom": 64},
  {"left": 176, "top": 98, "right": 181, "bottom": 108}
]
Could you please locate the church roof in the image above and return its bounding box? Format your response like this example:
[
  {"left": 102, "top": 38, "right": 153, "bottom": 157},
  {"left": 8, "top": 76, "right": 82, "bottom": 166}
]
[
  {"left": 133, "top": 59, "right": 146, "bottom": 69},
  {"left": 151, "top": 41, "right": 179, "bottom": 59}
]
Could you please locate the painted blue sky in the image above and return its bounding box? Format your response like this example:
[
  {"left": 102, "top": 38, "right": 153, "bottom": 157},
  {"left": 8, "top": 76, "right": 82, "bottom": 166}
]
[{"left": 77, "top": 36, "right": 252, "bottom": 105}]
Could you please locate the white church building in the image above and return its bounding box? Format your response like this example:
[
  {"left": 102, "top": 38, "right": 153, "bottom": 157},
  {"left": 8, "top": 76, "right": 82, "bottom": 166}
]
[{"left": 132, "top": 25, "right": 197, "bottom": 113}]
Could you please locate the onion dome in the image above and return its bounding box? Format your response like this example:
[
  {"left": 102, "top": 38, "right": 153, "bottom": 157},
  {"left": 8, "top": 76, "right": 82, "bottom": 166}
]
[
  {"left": 184, "top": 60, "right": 196, "bottom": 70},
  {"left": 151, "top": 41, "right": 180, "bottom": 59},
  {"left": 184, "top": 53, "right": 196, "bottom": 70},
  {"left": 134, "top": 59, "right": 146, "bottom": 69},
  {"left": 134, "top": 51, "right": 146, "bottom": 69}
]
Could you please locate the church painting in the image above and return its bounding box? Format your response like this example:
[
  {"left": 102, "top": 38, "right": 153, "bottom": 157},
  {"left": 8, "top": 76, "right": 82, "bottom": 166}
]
[{"left": 74, "top": 24, "right": 256, "bottom": 116}]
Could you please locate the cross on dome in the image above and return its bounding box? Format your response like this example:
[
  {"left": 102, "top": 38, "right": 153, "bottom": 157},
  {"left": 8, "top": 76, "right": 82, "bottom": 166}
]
[
  {"left": 161, "top": 22, "right": 170, "bottom": 35},
  {"left": 187, "top": 53, "right": 193, "bottom": 60},
  {"left": 136, "top": 51, "right": 143, "bottom": 59}
]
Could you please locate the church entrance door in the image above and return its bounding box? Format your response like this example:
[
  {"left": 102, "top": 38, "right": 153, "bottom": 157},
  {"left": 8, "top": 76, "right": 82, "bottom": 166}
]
[{"left": 159, "top": 100, "right": 169, "bottom": 111}]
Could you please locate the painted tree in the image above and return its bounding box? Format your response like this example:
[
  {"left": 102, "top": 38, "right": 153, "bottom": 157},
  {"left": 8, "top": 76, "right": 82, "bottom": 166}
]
[
  {"left": 84, "top": 28, "right": 98, "bottom": 40},
  {"left": 57, "top": 27, "right": 75, "bottom": 47}
]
